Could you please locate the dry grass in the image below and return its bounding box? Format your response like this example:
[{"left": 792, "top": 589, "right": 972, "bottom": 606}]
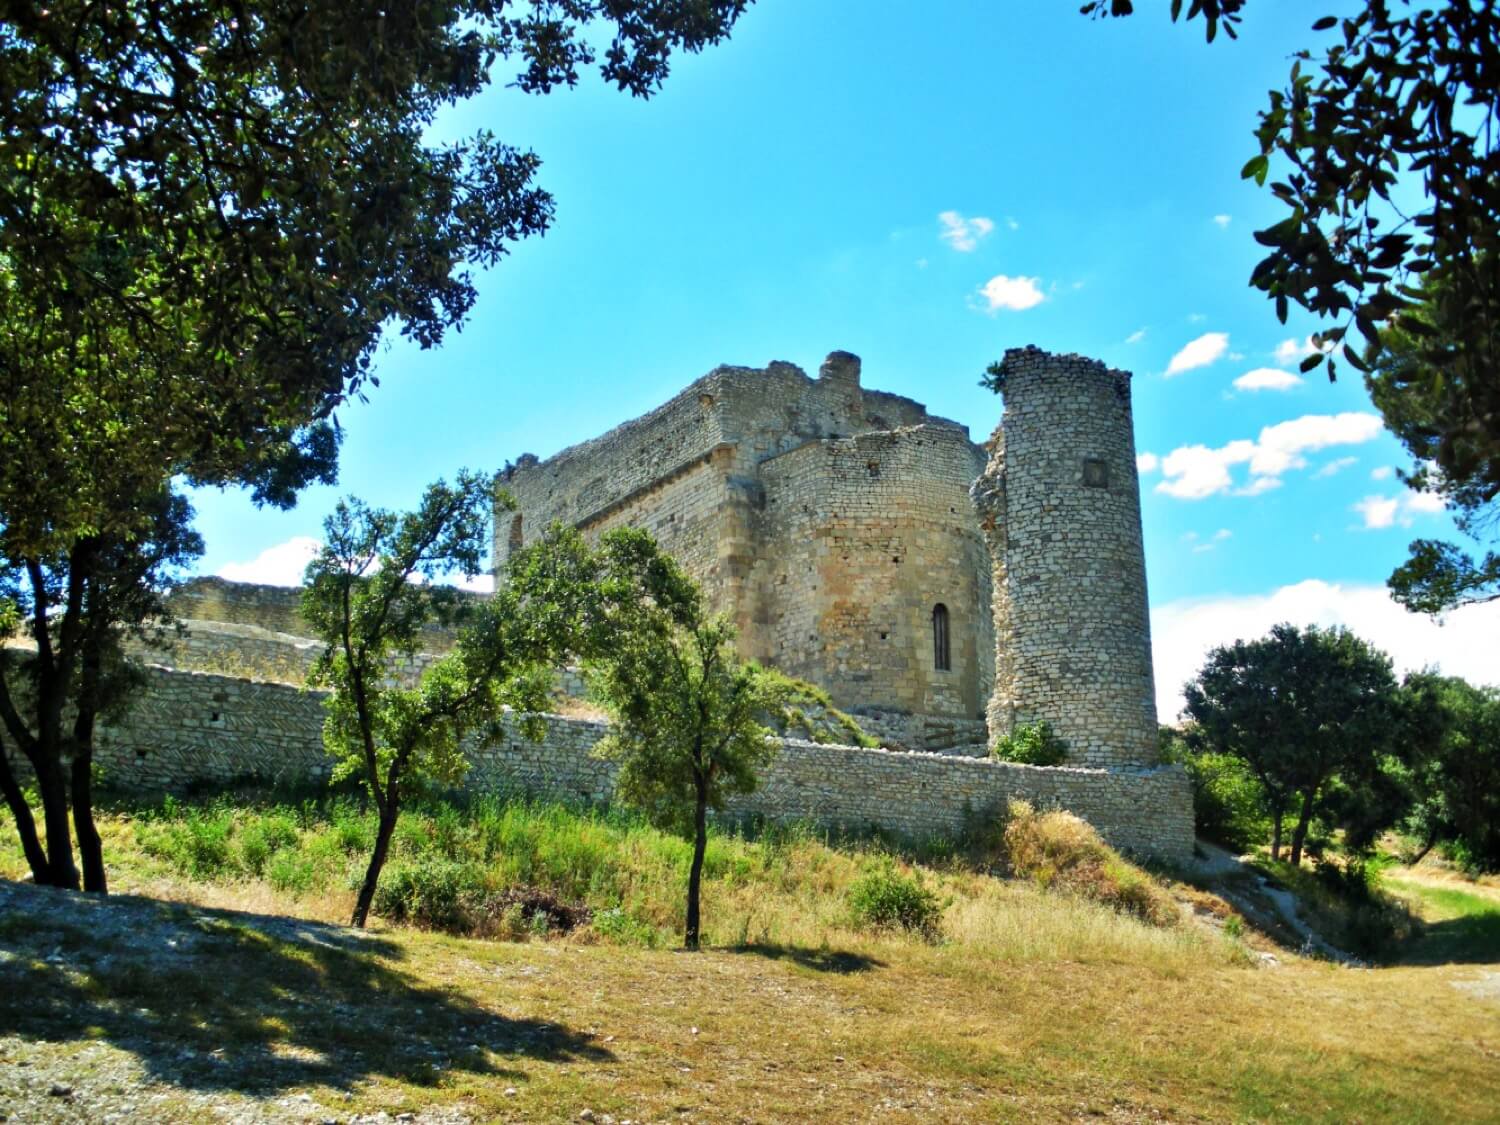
[
  {"left": 2, "top": 877, "right": 1498, "bottom": 1123},
  {"left": 1000, "top": 800, "right": 1182, "bottom": 928},
  {"left": 2, "top": 798, "right": 1499, "bottom": 1121}
]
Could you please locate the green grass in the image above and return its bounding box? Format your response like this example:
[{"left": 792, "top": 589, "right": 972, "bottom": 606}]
[{"left": 1383, "top": 873, "right": 1500, "bottom": 964}]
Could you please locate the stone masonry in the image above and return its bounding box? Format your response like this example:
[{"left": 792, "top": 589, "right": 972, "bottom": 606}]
[
  {"left": 498, "top": 351, "right": 994, "bottom": 741},
  {"left": 60, "top": 345, "right": 1192, "bottom": 859},
  {"left": 58, "top": 665, "right": 1191, "bottom": 860},
  {"left": 973, "top": 347, "right": 1160, "bottom": 768}
]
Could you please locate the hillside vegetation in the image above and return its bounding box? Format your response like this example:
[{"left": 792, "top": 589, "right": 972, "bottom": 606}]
[{"left": 2, "top": 792, "right": 1499, "bottom": 1123}]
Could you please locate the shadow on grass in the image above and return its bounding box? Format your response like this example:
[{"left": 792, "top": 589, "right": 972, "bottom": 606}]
[
  {"left": 0, "top": 880, "right": 611, "bottom": 1095},
  {"left": 730, "top": 941, "right": 885, "bottom": 974},
  {"left": 1394, "top": 911, "right": 1500, "bottom": 966}
]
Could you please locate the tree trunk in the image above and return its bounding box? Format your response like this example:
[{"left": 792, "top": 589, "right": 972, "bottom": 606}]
[
  {"left": 1289, "top": 790, "right": 1317, "bottom": 867},
  {"left": 352, "top": 801, "right": 399, "bottom": 928},
  {"left": 1409, "top": 836, "right": 1437, "bottom": 866},
  {"left": 684, "top": 778, "right": 708, "bottom": 952},
  {"left": 0, "top": 744, "right": 49, "bottom": 883},
  {"left": 70, "top": 747, "right": 106, "bottom": 893},
  {"left": 36, "top": 758, "right": 79, "bottom": 890},
  {"left": 1270, "top": 808, "right": 1283, "bottom": 862}
]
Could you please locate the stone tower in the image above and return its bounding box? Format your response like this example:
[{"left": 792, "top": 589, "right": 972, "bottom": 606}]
[{"left": 972, "top": 346, "right": 1159, "bottom": 768}]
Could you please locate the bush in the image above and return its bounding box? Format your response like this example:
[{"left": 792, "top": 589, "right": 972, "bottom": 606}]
[
  {"left": 849, "top": 860, "right": 943, "bottom": 939},
  {"left": 1001, "top": 800, "right": 1178, "bottom": 928},
  {"left": 1164, "top": 744, "right": 1271, "bottom": 852},
  {"left": 237, "top": 813, "right": 300, "bottom": 877},
  {"left": 374, "top": 857, "right": 478, "bottom": 932},
  {"left": 991, "top": 721, "right": 1068, "bottom": 766},
  {"left": 267, "top": 849, "right": 317, "bottom": 895}
]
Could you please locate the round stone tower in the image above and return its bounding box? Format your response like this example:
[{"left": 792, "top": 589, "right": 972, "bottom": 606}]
[{"left": 972, "top": 346, "right": 1158, "bottom": 768}]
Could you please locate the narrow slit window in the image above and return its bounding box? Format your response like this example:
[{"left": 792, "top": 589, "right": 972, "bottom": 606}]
[
  {"left": 932, "top": 603, "right": 951, "bottom": 672},
  {"left": 508, "top": 514, "right": 523, "bottom": 554}
]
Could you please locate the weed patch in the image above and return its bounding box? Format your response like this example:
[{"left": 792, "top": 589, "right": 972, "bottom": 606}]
[{"left": 1000, "top": 800, "right": 1179, "bottom": 927}]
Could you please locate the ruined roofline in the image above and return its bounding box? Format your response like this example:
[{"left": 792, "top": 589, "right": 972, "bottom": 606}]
[
  {"left": 501, "top": 352, "right": 973, "bottom": 485},
  {"left": 500, "top": 360, "right": 806, "bottom": 483},
  {"left": 991, "top": 344, "right": 1134, "bottom": 394}
]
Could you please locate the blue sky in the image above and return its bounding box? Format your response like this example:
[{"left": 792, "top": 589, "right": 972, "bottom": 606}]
[{"left": 189, "top": 0, "right": 1498, "bottom": 716}]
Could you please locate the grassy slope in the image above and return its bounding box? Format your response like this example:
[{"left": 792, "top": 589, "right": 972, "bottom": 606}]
[{"left": 2, "top": 797, "right": 1499, "bottom": 1123}]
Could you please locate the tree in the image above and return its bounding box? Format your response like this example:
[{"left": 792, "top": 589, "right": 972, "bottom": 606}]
[
  {"left": 1364, "top": 276, "right": 1500, "bottom": 613},
  {"left": 0, "top": 0, "right": 751, "bottom": 891},
  {"left": 1397, "top": 672, "right": 1500, "bottom": 873},
  {"left": 0, "top": 488, "right": 202, "bottom": 890},
  {"left": 523, "top": 526, "right": 782, "bottom": 951},
  {"left": 302, "top": 473, "right": 552, "bottom": 927},
  {"left": 1087, "top": 2, "right": 1500, "bottom": 607},
  {"left": 1183, "top": 623, "right": 1400, "bottom": 865}
]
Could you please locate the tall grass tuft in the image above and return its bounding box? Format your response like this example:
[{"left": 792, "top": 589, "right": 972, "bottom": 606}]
[{"left": 1000, "top": 800, "right": 1180, "bottom": 928}]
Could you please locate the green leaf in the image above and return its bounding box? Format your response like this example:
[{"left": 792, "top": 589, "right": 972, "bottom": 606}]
[{"left": 1241, "top": 154, "right": 1270, "bottom": 185}]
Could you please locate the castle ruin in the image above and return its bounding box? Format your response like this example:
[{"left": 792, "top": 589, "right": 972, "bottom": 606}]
[
  {"left": 8, "top": 346, "right": 1191, "bottom": 858},
  {"left": 500, "top": 345, "right": 1160, "bottom": 768}
]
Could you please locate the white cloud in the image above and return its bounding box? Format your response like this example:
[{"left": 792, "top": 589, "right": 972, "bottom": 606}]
[
  {"left": 1272, "top": 335, "right": 1334, "bottom": 366},
  {"left": 976, "top": 274, "right": 1045, "bottom": 312},
  {"left": 915, "top": 258, "right": 928, "bottom": 270},
  {"left": 1136, "top": 451, "right": 1160, "bottom": 474},
  {"left": 1234, "top": 476, "right": 1282, "bottom": 497},
  {"left": 1187, "top": 313, "right": 1207, "bottom": 323},
  {"left": 446, "top": 572, "right": 495, "bottom": 594},
  {"left": 1005, "top": 216, "right": 1020, "bottom": 231},
  {"left": 1353, "top": 488, "right": 1448, "bottom": 529},
  {"left": 1156, "top": 411, "right": 1384, "bottom": 500},
  {"left": 1404, "top": 490, "right": 1446, "bottom": 515},
  {"left": 216, "top": 537, "right": 322, "bottom": 587},
  {"left": 1151, "top": 580, "right": 1500, "bottom": 721},
  {"left": 1313, "top": 456, "right": 1358, "bottom": 479},
  {"left": 1353, "top": 495, "right": 1399, "bottom": 529},
  {"left": 1213, "top": 214, "right": 1232, "bottom": 228},
  {"left": 1233, "top": 367, "right": 1303, "bottom": 392},
  {"left": 1191, "top": 528, "right": 1234, "bottom": 554},
  {"left": 1166, "top": 332, "right": 1229, "bottom": 376},
  {"left": 1126, "top": 328, "right": 1147, "bottom": 345},
  {"left": 938, "top": 210, "right": 996, "bottom": 252},
  {"left": 1371, "top": 466, "right": 1394, "bottom": 481}
]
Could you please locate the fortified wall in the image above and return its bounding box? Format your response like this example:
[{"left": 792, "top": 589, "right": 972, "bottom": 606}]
[
  {"left": 6, "top": 345, "right": 1193, "bottom": 861},
  {"left": 40, "top": 664, "right": 1192, "bottom": 860},
  {"left": 499, "top": 352, "right": 994, "bottom": 739}
]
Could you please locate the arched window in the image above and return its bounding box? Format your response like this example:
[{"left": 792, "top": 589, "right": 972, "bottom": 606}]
[{"left": 932, "top": 603, "right": 950, "bottom": 672}]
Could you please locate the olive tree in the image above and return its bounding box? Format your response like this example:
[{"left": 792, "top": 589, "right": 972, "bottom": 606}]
[{"left": 515, "top": 526, "right": 783, "bottom": 951}]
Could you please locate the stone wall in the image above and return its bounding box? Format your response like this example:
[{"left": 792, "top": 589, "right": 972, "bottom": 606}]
[
  {"left": 26, "top": 664, "right": 1190, "bottom": 861},
  {"left": 166, "top": 577, "right": 472, "bottom": 655},
  {"left": 497, "top": 351, "right": 991, "bottom": 720},
  {"left": 124, "top": 620, "right": 443, "bottom": 690},
  {"left": 756, "top": 425, "right": 992, "bottom": 719},
  {"left": 974, "top": 348, "right": 1159, "bottom": 768}
]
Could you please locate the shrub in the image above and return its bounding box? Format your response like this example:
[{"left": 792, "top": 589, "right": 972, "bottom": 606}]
[
  {"left": 991, "top": 721, "right": 1068, "bottom": 766},
  {"left": 1165, "top": 744, "right": 1270, "bottom": 852},
  {"left": 849, "top": 860, "right": 943, "bottom": 939},
  {"left": 374, "top": 858, "right": 478, "bottom": 932},
  {"left": 138, "top": 805, "right": 235, "bottom": 878},
  {"left": 592, "top": 906, "right": 660, "bottom": 947},
  {"left": 1001, "top": 800, "right": 1178, "bottom": 928},
  {"left": 237, "top": 813, "right": 300, "bottom": 877},
  {"left": 267, "top": 849, "right": 317, "bottom": 895}
]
